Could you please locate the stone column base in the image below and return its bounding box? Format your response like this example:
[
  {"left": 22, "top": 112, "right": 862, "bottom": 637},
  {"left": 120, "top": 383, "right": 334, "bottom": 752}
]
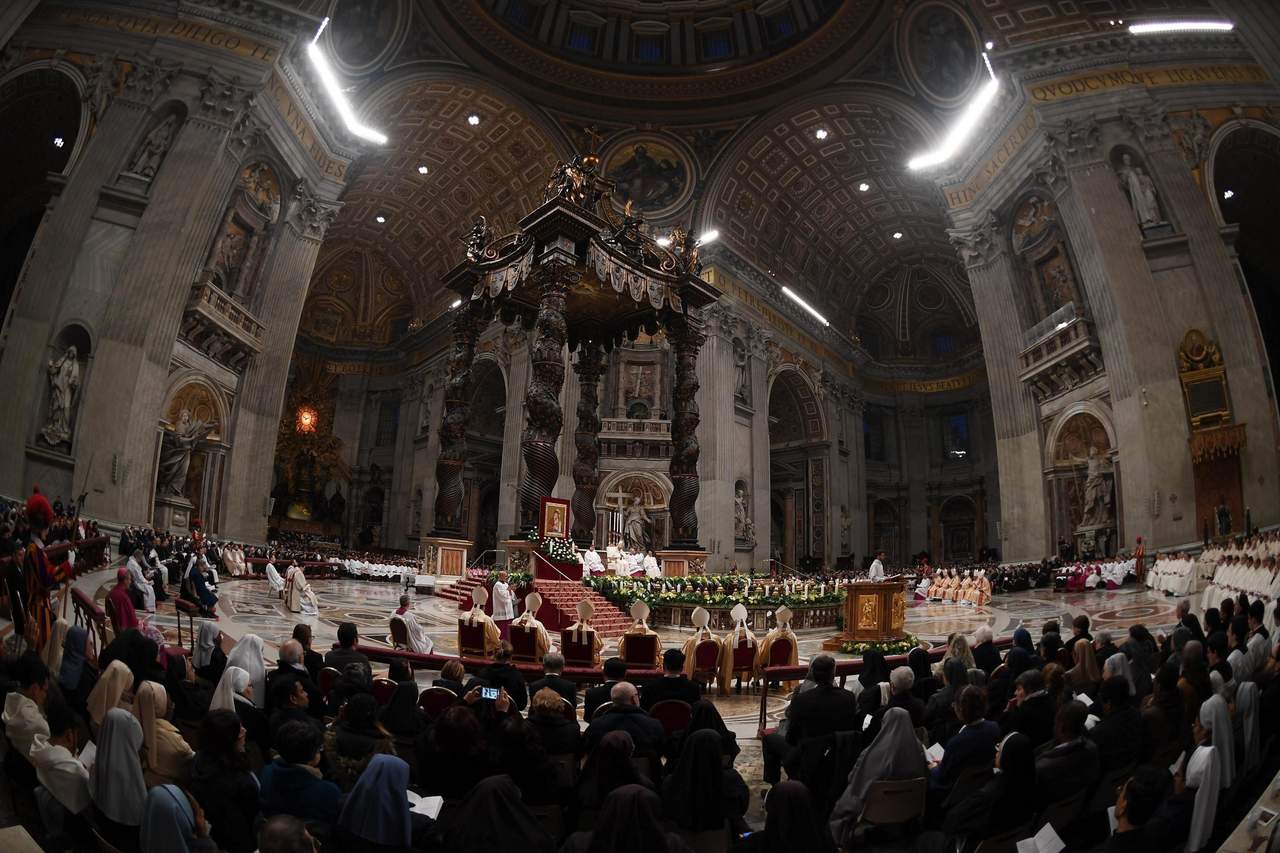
[
  {"left": 155, "top": 494, "right": 194, "bottom": 534},
  {"left": 424, "top": 536, "right": 471, "bottom": 576},
  {"left": 657, "top": 548, "right": 707, "bottom": 577}
]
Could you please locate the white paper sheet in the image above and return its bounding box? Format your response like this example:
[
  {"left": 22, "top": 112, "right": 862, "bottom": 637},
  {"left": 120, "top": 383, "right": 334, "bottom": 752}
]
[
  {"left": 406, "top": 791, "right": 443, "bottom": 820},
  {"left": 77, "top": 740, "right": 96, "bottom": 770},
  {"left": 926, "top": 743, "right": 945, "bottom": 763}
]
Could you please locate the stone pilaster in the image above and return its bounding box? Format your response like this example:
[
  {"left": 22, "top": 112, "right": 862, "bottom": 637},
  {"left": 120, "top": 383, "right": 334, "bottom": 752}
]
[
  {"left": 74, "top": 78, "right": 253, "bottom": 524},
  {"left": 747, "top": 327, "right": 772, "bottom": 568},
  {"left": 433, "top": 301, "right": 485, "bottom": 535},
  {"left": 496, "top": 328, "right": 528, "bottom": 541},
  {"left": 950, "top": 213, "right": 1047, "bottom": 561},
  {"left": 220, "top": 192, "right": 335, "bottom": 540},
  {"left": 899, "top": 401, "right": 929, "bottom": 553},
  {"left": 691, "top": 305, "right": 732, "bottom": 567}
]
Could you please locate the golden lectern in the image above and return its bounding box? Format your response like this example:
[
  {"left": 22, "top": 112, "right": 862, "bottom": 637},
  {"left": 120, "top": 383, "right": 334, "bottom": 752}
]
[{"left": 822, "top": 580, "right": 908, "bottom": 650}]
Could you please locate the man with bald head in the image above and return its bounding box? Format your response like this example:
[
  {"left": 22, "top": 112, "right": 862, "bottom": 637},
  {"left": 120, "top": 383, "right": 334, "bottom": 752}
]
[
  {"left": 265, "top": 636, "right": 323, "bottom": 717},
  {"left": 583, "top": 680, "right": 665, "bottom": 754}
]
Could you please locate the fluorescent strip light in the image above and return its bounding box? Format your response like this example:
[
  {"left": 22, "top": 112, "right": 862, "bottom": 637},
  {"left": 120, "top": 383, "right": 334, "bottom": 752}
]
[
  {"left": 308, "top": 18, "right": 388, "bottom": 145},
  {"left": 697, "top": 229, "right": 719, "bottom": 245},
  {"left": 449, "top": 298, "right": 462, "bottom": 309},
  {"left": 655, "top": 236, "right": 672, "bottom": 247},
  {"left": 907, "top": 76, "right": 999, "bottom": 170},
  {"left": 1129, "top": 20, "right": 1233, "bottom": 35},
  {"left": 781, "top": 286, "right": 830, "bottom": 327}
]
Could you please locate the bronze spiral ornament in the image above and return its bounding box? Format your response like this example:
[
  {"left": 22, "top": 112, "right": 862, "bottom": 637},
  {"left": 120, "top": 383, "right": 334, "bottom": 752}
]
[
  {"left": 431, "top": 302, "right": 483, "bottom": 535},
  {"left": 668, "top": 314, "right": 705, "bottom": 547},
  {"left": 518, "top": 269, "right": 570, "bottom": 533}
]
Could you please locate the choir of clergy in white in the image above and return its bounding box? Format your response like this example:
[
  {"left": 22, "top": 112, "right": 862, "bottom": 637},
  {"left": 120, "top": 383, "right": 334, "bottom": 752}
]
[{"left": 581, "top": 544, "right": 660, "bottom": 577}]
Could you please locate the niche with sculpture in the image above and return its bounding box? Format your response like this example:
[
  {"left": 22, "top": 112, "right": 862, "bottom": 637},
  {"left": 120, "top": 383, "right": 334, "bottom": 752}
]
[
  {"left": 1110, "top": 146, "right": 1171, "bottom": 237},
  {"left": 1011, "top": 194, "right": 1084, "bottom": 325},
  {"left": 154, "top": 381, "right": 225, "bottom": 533},
  {"left": 734, "top": 478, "right": 756, "bottom": 548},
  {"left": 1051, "top": 412, "right": 1117, "bottom": 557},
  {"left": 120, "top": 111, "right": 182, "bottom": 186},
  {"left": 36, "top": 325, "right": 91, "bottom": 452},
  {"left": 198, "top": 161, "right": 282, "bottom": 303}
]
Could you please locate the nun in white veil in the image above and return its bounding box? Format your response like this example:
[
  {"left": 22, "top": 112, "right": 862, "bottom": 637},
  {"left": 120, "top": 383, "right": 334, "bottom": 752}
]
[
  {"left": 1103, "top": 652, "right": 1136, "bottom": 696},
  {"left": 1198, "top": 693, "right": 1234, "bottom": 790},
  {"left": 1185, "top": 705, "right": 1223, "bottom": 853},
  {"left": 210, "top": 665, "right": 250, "bottom": 712},
  {"left": 225, "top": 634, "right": 268, "bottom": 708}
]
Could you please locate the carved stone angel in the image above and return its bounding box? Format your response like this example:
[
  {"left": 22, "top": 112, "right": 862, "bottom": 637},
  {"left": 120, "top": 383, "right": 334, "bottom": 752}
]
[{"left": 125, "top": 114, "right": 179, "bottom": 179}]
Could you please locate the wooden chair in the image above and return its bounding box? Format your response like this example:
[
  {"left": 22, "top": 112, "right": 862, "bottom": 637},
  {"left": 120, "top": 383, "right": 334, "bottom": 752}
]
[
  {"left": 174, "top": 598, "right": 197, "bottom": 648},
  {"left": 560, "top": 696, "right": 578, "bottom": 722},
  {"left": 317, "top": 666, "right": 341, "bottom": 698},
  {"left": 620, "top": 633, "right": 658, "bottom": 668},
  {"left": 418, "top": 686, "right": 457, "bottom": 720},
  {"left": 973, "top": 822, "right": 1033, "bottom": 853},
  {"left": 726, "top": 634, "right": 757, "bottom": 692},
  {"left": 372, "top": 677, "right": 397, "bottom": 705},
  {"left": 650, "top": 699, "right": 693, "bottom": 737},
  {"left": 509, "top": 623, "right": 540, "bottom": 663},
  {"left": 1035, "top": 788, "right": 1087, "bottom": 834},
  {"left": 102, "top": 596, "right": 123, "bottom": 635},
  {"left": 388, "top": 616, "right": 409, "bottom": 650},
  {"left": 859, "top": 777, "right": 926, "bottom": 828},
  {"left": 458, "top": 620, "right": 488, "bottom": 658},
  {"left": 692, "top": 639, "right": 721, "bottom": 689},
  {"left": 561, "top": 629, "right": 598, "bottom": 668}
]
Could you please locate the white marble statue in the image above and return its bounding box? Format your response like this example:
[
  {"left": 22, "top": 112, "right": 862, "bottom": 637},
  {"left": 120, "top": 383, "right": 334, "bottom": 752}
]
[
  {"left": 734, "top": 485, "right": 756, "bottom": 545},
  {"left": 733, "top": 337, "right": 750, "bottom": 400},
  {"left": 623, "top": 495, "right": 650, "bottom": 552},
  {"left": 41, "top": 346, "right": 80, "bottom": 447},
  {"left": 126, "top": 115, "right": 178, "bottom": 179},
  {"left": 157, "top": 410, "right": 218, "bottom": 497},
  {"left": 1117, "top": 153, "right": 1161, "bottom": 227},
  {"left": 1080, "top": 446, "right": 1114, "bottom": 527}
]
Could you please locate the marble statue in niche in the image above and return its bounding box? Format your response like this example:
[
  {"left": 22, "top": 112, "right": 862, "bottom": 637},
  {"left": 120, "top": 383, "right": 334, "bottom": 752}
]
[
  {"left": 1116, "top": 153, "right": 1163, "bottom": 229},
  {"left": 734, "top": 480, "right": 756, "bottom": 546},
  {"left": 40, "top": 346, "right": 81, "bottom": 448},
  {"left": 1078, "top": 446, "right": 1114, "bottom": 527},
  {"left": 157, "top": 409, "right": 218, "bottom": 497},
  {"left": 732, "top": 337, "right": 750, "bottom": 403},
  {"left": 623, "top": 494, "right": 652, "bottom": 552},
  {"left": 124, "top": 114, "right": 179, "bottom": 180}
]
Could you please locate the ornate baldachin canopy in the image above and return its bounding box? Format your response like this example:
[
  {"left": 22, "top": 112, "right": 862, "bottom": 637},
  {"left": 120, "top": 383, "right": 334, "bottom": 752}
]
[{"left": 432, "top": 153, "right": 721, "bottom": 556}]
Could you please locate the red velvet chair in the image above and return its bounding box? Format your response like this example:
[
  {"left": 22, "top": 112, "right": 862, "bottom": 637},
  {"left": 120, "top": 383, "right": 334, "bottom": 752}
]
[
  {"left": 726, "top": 634, "right": 757, "bottom": 693},
  {"left": 692, "top": 639, "right": 721, "bottom": 690},
  {"left": 768, "top": 637, "right": 795, "bottom": 667},
  {"left": 372, "top": 677, "right": 397, "bottom": 705},
  {"left": 561, "top": 630, "right": 598, "bottom": 668},
  {"left": 649, "top": 699, "right": 693, "bottom": 737},
  {"left": 509, "top": 624, "right": 540, "bottom": 663},
  {"left": 418, "top": 685, "right": 457, "bottom": 720},
  {"left": 457, "top": 620, "right": 488, "bottom": 658},
  {"left": 620, "top": 633, "right": 658, "bottom": 669}
]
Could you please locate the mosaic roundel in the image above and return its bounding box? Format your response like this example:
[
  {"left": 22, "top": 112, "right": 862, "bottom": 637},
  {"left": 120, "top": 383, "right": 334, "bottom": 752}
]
[
  {"left": 602, "top": 134, "right": 694, "bottom": 218},
  {"left": 914, "top": 283, "right": 945, "bottom": 311},
  {"left": 326, "top": 0, "right": 408, "bottom": 73},
  {"left": 865, "top": 283, "right": 892, "bottom": 310},
  {"left": 900, "top": 1, "right": 982, "bottom": 106},
  {"left": 1091, "top": 603, "right": 1179, "bottom": 625}
]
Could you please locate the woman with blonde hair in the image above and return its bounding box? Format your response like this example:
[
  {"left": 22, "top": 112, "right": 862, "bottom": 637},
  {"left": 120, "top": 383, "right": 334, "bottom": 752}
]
[
  {"left": 1065, "top": 637, "right": 1101, "bottom": 696},
  {"left": 133, "top": 680, "right": 194, "bottom": 787}
]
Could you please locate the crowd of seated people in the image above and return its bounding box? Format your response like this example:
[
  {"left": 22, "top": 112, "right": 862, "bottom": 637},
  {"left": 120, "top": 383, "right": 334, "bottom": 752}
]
[{"left": 3, "top": 560, "right": 1279, "bottom": 853}]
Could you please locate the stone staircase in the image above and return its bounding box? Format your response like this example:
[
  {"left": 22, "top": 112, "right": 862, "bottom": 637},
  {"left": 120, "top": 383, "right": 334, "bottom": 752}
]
[
  {"left": 533, "top": 579, "right": 632, "bottom": 638},
  {"left": 437, "top": 574, "right": 486, "bottom": 609}
]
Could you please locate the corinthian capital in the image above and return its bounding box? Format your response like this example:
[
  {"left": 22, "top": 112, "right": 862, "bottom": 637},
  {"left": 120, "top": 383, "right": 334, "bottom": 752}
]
[
  {"left": 1043, "top": 117, "right": 1101, "bottom": 166},
  {"left": 290, "top": 180, "right": 342, "bottom": 240},
  {"left": 948, "top": 210, "right": 1001, "bottom": 269}
]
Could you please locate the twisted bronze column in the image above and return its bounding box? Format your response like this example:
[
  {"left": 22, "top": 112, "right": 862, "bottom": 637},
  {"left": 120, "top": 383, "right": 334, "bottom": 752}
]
[
  {"left": 518, "top": 267, "right": 571, "bottom": 534},
  {"left": 668, "top": 313, "right": 706, "bottom": 548},
  {"left": 431, "top": 300, "right": 483, "bottom": 535},
  {"left": 570, "top": 341, "right": 605, "bottom": 547}
]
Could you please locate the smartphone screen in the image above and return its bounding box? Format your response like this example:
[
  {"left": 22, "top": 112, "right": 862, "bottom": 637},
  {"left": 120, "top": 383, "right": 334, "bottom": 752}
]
[{"left": 481, "top": 686, "right": 499, "bottom": 700}]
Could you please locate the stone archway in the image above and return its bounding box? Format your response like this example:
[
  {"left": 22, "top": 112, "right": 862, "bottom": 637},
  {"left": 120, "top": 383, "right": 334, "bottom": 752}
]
[
  {"left": 463, "top": 357, "right": 506, "bottom": 558},
  {"left": 597, "top": 470, "right": 672, "bottom": 552},
  {"left": 1046, "top": 409, "right": 1117, "bottom": 559}
]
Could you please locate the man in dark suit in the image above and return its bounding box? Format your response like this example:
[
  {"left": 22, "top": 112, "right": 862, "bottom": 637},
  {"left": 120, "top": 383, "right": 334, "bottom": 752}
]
[
  {"left": 265, "top": 639, "right": 323, "bottom": 718},
  {"left": 293, "top": 622, "right": 325, "bottom": 681},
  {"left": 929, "top": 685, "right": 1000, "bottom": 793},
  {"left": 639, "top": 649, "right": 700, "bottom": 711},
  {"left": 1087, "top": 676, "right": 1142, "bottom": 776},
  {"left": 583, "top": 681, "right": 665, "bottom": 755},
  {"left": 584, "top": 657, "right": 626, "bottom": 722},
  {"left": 760, "top": 654, "right": 858, "bottom": 784},
  {"left": 528, "top": 651, "right": 577, "bottom": 706},
  {"left": 998, "top": 669, "right": 1057, "bottom": 749},
  {"left": 1034, "top": 700, "right": 1100, "bottom": 809},
  {"left": 323, "top": 622, "right": 372, "bottom": 682}
]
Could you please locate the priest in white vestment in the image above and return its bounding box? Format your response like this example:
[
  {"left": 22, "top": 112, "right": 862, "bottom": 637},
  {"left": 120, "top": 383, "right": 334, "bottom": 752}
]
[
  {"left": 284, "top": 566, "right": 317, "bottom": 615},
  {"left": 265, "top": 557, "right": 285, "bottom": 597},
  {"left": 491, "top": 570, "right": 516, "bottom": 639},
  {"left": 392, "top": 594, "right": 433, "bottom": 654},
  {"left": 582, "top": 546, "right": 605, "bottom": 575}
]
